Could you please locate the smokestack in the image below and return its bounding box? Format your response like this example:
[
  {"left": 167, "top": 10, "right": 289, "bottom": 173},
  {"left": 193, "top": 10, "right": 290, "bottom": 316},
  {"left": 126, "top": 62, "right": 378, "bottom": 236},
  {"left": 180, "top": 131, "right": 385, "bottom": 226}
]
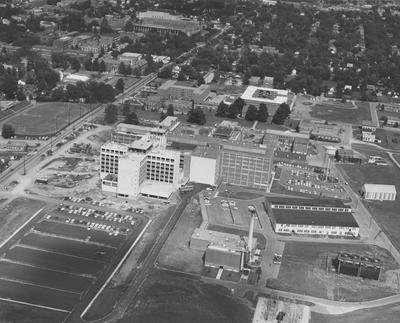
[{"left": 248, "top": 211, "right": 255, "bottom": 254}]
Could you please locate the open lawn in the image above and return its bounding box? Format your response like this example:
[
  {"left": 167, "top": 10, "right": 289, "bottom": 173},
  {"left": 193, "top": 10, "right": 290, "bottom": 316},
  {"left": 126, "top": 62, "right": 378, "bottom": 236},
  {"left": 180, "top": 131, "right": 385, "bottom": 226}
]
[
  {"left": 0, "top": 198, "right": 45, "bottom": 244},
  {"left": 311, "top": 303, "right": 400, "bottom": 323},
  {"left": 375, "top": 128, "right": 400, "bottom": 150},
  {"left": 6, "top": 102, "right": 91, "bottom": 136},
  {"left": 267, "top": 241, "right": 398, "bottom": 301},
  {"left": 158, "top": 200, "right": 204, "bottom": 274},
  {"left": 119, "top": 269, "right": 252, "bottom": 323},
  {"left": 310, "top": 100, "right": 371, "bottom": 124},
  {"left": 0, "top": 300, "right": 67, "bottom": 323},
  {"left": 339, "top": 149, "right": 400, "bottom": 251}
]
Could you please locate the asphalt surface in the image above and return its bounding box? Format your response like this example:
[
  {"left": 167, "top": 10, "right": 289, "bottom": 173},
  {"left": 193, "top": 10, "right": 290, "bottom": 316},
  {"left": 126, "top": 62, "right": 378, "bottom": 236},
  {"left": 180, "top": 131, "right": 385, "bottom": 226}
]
[{"left": 62, "top": 187, "right": 203, "bottom": 323}]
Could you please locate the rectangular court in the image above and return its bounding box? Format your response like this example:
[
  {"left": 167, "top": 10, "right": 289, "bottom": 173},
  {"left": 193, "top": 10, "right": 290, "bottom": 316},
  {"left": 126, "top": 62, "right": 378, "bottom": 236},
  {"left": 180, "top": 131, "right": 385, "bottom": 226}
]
[{"left": 0, "top": 205, "right": 148, "bottom": 322}]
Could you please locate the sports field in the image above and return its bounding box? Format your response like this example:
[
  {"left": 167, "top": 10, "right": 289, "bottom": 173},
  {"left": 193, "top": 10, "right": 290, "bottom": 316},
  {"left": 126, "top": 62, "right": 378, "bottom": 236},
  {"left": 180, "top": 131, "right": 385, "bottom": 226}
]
[
  {"left": 6, "top": 102, "right": 92, "bottom": 136},
  {"left": 310, "top": 100, "right": 371, "bottom": 124}
]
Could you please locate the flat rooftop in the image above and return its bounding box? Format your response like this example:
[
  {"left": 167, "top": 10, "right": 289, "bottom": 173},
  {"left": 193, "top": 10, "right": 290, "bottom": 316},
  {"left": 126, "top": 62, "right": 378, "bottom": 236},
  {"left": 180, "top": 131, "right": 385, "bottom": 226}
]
[
  {"left": 192, "top": 228, "right": 253, "bottom": 252},
  {"left": 241, "top": 86, "right": 288, "bottom": 104},
  {"left": 363, "top": 184, "right": 397, "bottom": 194},
  {"left": 271, "top": 209, "right": 359, "bottom": 227},
  {"left": 267, "top": 197, "right": 350, "bottom": 208},
  {"left": 140, "top": 181, "right": 175, "bottom": 199},
  {"left": 192, "top": 146, "right": 220, "bottom": 159}
]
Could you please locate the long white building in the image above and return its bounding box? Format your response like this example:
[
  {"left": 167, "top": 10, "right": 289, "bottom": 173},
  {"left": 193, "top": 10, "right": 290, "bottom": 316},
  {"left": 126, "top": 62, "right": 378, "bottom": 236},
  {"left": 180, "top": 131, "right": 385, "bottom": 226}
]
[
  {"left": 362, "top": 184, "right": 397, "bottom": 201},
  {"left": 266, "top": 198, "right": 359, "bottom": 237}
]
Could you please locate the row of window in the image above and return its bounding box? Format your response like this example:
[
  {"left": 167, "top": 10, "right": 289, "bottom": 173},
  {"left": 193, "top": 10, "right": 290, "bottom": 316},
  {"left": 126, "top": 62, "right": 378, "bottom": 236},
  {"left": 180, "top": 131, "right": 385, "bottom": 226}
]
[{"left": 272, "top": 205, "right": 350, "bottom": 212}]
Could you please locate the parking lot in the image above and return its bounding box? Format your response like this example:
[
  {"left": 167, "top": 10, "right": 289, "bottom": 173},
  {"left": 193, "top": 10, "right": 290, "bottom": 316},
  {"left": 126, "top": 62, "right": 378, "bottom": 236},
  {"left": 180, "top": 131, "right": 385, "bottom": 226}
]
[
  {"left": 0, "top": 205, "right": 147, "bottom": 321},
  {"left": 278, "top": 165, "right": 347, "bottom": 199}
]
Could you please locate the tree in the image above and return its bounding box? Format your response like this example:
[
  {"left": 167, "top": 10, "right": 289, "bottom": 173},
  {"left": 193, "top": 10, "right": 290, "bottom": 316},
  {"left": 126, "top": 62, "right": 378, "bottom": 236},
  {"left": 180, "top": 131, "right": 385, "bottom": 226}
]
[
  {"left": 245, "top": 105, "right": 258, "bottom": 121},
  {"left": 104, "top": 104, "right": 118, "bottom": 124},
  {"left": 160, "top": 111, "right": 167, "bottom": 122},
  {"left": 124, "top": 20, "right": 133, "bottom": 32},
  {"left": 166, "top": 104, "right": 174, "bottom": 116},
  {"left": 158, "top": 66, "right": 172, "bottom": 79},
  {"left": 187, "top": 108, "right": 206, "bottom": 125},
  {"left": 118, "top": 62, "right": 128, "bottom": 75},
  {"left": 70, "top": 58, "right": 81, "bottom": 72},
  {"left": 125, "top": 111, "right": 139, "bottom": 125},
  {"left": 272, "top": 103, "right": 291, "bottom": 125},
  {"left": 197, "top": 74, "right": 205, "bottom": 86},
  {"left": 0, "top": 74, "right": 17, "bottom": 99},
  {"left": 216, "top": 102, "right": 228, "bottom": 117},
  {"left": 2, "top": 124, "right": 15, "bottom": 138},
  {"left": 257, "top": 103, "right": 269, "bottom": 122},
  {"left": 115, "top": 78, "right": 124, "bottom": 94},
  {"left": 122, "top": 102, "right": 131, "bottom": 116}
]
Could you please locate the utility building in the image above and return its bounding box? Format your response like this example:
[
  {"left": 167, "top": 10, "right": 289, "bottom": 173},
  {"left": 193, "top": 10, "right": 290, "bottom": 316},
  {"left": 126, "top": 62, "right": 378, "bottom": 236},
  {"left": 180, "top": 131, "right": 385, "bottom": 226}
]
[{"left": 362, "top": 184, "right": 397, "bottom": 201}]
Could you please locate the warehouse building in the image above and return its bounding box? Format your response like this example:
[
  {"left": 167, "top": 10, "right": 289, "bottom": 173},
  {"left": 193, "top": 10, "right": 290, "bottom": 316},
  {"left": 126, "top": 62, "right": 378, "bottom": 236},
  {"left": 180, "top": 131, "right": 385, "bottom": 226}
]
[
  {"left": 266, "top": 197, "right": 359, "bottom": 237},
  {"left": 361, "top": 184, "right": 397, "bottom": 201}
]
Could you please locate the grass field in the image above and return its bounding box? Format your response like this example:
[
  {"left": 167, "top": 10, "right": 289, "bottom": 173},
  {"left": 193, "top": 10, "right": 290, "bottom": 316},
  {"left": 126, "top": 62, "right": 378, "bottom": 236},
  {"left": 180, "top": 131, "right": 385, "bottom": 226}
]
[
  {"left": 310, "top": 100, "right": 371, "bottom": 124},
  {"left": 375, "top": 128, "right": 400, "bottom": 150},
  {"left": 267, "top": 241, "right": 398, "bottom": 301},
  {"left": 158, "top": 200, "right": 204, "bottom": 274},
  {"left": 0, "top": 301, "right": 67, "bottom": 323},
  {"left": 120, "top": 269, "right": 252, "bottom": 323},
  {"left": 339, "top": 147, "right": 400, "bottom": 251},
  {"left": 311, "top": 303, "right": 400, "bottom": 323},
  {"left": 0, "top": 198, "right": 45, "bottom": 244},
  {"left": 6, "top": 102, "right": 91, "bottom": 136}
]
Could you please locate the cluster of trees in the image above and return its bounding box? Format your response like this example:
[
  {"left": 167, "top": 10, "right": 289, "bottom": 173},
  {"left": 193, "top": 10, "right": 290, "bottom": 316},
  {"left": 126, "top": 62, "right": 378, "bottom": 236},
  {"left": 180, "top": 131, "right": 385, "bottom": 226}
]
[
  {"left": 118, "top": 62, "right": 141, "bottom": 77},
  {"left": 122, "top": 31, "right": 195, "bottom": 59},
  {"left": 104, "top": 102, "right": 140, "bottom": 125},
  {"left": 2, "top": 124, "right": 15, "bottom": 139},
  {"left": 160, "top": 104, "right": 174, "bottom": 122},
  {"left": 83, "top": 58, "right": 107, "bottom": 73},
  {"left": 272, "top": 103, "right": 290, "bottom": 125},
  {"left": 46, "top": 81, "right": 115, "bottom": 103},
  {"left": 245, "top": 103, "right": 269, "bottom": 122},
  {"left": 215, "top": 97, "right": 245, "bottom": 119},
  {"left": 187, "top": 108, "right": 206, "bottom": 125},
  {"left": 51, "top": 53, "right": 81, "bottom": 72}
]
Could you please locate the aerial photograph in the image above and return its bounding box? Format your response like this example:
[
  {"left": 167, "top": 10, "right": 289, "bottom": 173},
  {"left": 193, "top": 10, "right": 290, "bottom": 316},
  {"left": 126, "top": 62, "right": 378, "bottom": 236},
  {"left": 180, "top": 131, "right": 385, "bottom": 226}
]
[{"left": 1, "top": 0, "right": 400, "bottom": 322}]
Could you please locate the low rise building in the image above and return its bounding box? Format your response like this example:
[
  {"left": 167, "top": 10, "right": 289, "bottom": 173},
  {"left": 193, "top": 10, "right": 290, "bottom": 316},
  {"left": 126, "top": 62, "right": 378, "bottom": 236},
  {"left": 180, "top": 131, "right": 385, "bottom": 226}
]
[
  {"left": 362, "top": 184, "right": 396, "bottom": 201},
  {"left": 361, "top": 121, "right": 377, "bottom": 142},
  {"left": 133, "top": 11, "right": 201, "bottom": 36},
  {"left": 266, "top": 197, "right": 359, "bottom": 237},
  {"left": 158, "top": 80, "right": 211, "bottom": 104},
  {"left": 241, "top": 86, "right": 289, "bottom": 115}
]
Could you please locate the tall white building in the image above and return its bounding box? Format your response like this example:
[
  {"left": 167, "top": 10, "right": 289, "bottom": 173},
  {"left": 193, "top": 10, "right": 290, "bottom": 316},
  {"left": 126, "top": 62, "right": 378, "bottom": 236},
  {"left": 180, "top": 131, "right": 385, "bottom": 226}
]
[{"left": 100, "top": 136, "right": 180, "bottom": 199}]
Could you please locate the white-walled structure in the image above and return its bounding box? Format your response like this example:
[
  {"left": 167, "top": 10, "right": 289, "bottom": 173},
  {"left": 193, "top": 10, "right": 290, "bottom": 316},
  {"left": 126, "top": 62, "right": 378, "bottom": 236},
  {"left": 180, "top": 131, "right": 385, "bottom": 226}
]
[
  {"left": 266, "top": 198, "right": 359, "bottom": 237},
  {"left": 362, "top": 184, "right": 397, "bottom": 201},
  {"left": 189, "top": 147, "right": 219, "bottom": 186},
  {"left": 100, "top": 136, "right": 180, "bottom": 199}
]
